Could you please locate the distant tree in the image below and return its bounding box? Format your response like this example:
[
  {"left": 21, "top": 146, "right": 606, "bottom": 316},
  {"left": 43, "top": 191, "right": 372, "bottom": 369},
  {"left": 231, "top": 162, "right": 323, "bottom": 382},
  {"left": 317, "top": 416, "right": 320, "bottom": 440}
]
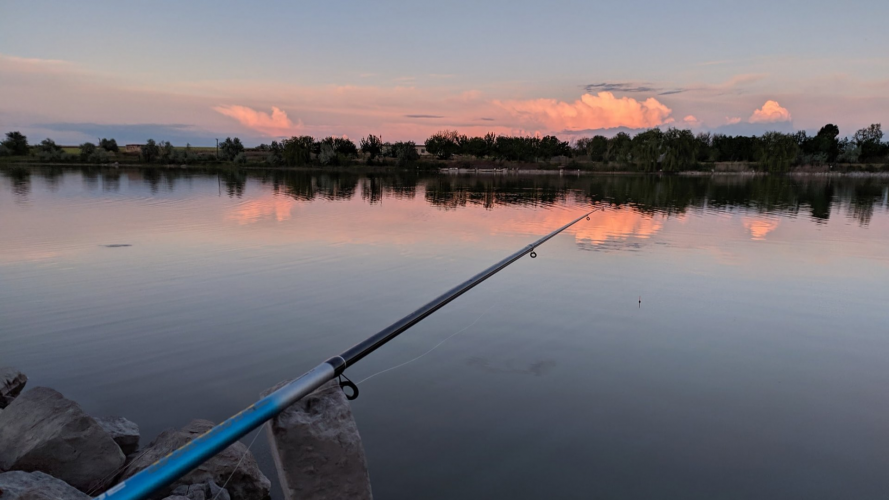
[
  {"left": 2, "top": 131, "right": 29, "bottom": 155},
  {"left": 465, "top": 136, "right": 489, "bottom": 158},
  {"left": 814, "top": 124, "right": 840, "bottom": 163},
  {"left": 757, "top": 132, "right": 799, "bottom": 172},
  {"left": 141, "top": 139, "right": 160, "bottom": 162},
  {"left": 392, "top": 141, "right": 419, "bottom": 167},
  {"left": 265, "top": 140, "right": 283, "bottom": 165},
  {"left": 491, "top": 135, "right": 551, "bottom": 162},
  {"left": 853, "top": 123, "right": 883, "bottom": 145},
  {"left": 282, "top": 136, "right": 313, "bottom": 166},
  {"left": 0, "top": 144, "right": 9, "bottom": 157},
  {"left": 606, "top": 132, "right": 633, "bottom": 165},
  {"left": 694, "top": 132, "right": 713, "bottom": 162},
  {"left": 35, "top": 138, "right": 67, "bottom": 162},
  {"left": 712, "top": 134, "right": 757, "bottom": 162},
  {"left": 425, "top": 130, "right": 460, "bottom": 159},
  {"left": 853, "top": 124, "right": 883, "bottom": 161},
  {"left": 456, "top": 133, "right": 470, "bottom": 156},
  {"left": 588, "top": 135, "right": 608, "bottom": 161},
  {"left": 359, "top": 134, "right": 383, "bottom": 163},
  {"left": 159, "top": 141, "right": 174, "bottom": 162},
  {"left": 318, "top": 141, "right": 337, "bottom": 165},
  {"left": 632, "top": 128, "right": 663, "bottom": 171},
  {"left": 99, "top": 138, "right": 119, "bottom": 152},
  {"left": 315, "top": 137, "right": 357, "bottom": 165},
  {"left": 662, "top": 128, "right": 698, "bottom": 172},
  {"left": 79, "top": 142, "right": 97, "bottom": 161},
  {"left": 483, "top": 132, "right": 496, "bottom": 154},
  {"left": 837, "top": 138, "right": 860, "bottom": 163},
  {"left": 538, "top": 135, "right": 571, "bottom": 159},
  {"left": 333, "top": 137, "right": 358, "bottom": 157},
  {"left": 219, "top": 137, "right": 245, "bottom": 161},
  {"left": 37, "top": 138, "right": 62, "bottom": 153}
]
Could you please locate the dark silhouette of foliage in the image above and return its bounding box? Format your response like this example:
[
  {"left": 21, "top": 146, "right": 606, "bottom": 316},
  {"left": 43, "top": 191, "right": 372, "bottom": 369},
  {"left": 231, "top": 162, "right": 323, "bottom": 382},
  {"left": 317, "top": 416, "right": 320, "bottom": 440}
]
[
  {"left": 282, "top": 136, "right": 314, "bottom": 166},
  {"left": 79, "top": 142, "right": 97, "bottom": 161},
  {"left": 662, "top": 128, "right": 698, "bottom": 172},
  {"left": 360, "top": 134, "right": 383, "bottom": 163},
  {"left": 99, "top": 138, "right": 119, "bottom": 152},
  {"left": 141, "top": 139, "right": 160, "bottom": 162},
  {"left": 219, "top": 137, "right": 245, "bottom": 161},
  {"left": 853, "top": 124, "right": 885, "bottom": 162},
  {"left": 392, "top": 141, "right": 419, "bottom": 167},
  {"left": 757, "top": 132, "right": 799, "bottom": 173},
  {"left": 425, "top": 130, "right": 460, "bottom": 160},
  {"left": 2, "top": 131, "right": 30, "bottom": 155}
]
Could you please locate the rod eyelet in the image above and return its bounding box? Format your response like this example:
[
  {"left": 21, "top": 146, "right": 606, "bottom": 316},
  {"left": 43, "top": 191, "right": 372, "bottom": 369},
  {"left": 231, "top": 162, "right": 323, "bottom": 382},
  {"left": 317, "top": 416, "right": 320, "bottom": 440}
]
[{"left": 338, "top": 374, "right": 359, "bottom": 400}]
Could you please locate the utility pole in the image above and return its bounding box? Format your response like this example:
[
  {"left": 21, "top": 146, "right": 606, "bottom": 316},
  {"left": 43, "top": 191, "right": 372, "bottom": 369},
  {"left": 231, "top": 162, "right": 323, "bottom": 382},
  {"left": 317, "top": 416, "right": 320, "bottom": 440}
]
[{"left": 216, "top": 138, "right": 219, "bottom": 160}]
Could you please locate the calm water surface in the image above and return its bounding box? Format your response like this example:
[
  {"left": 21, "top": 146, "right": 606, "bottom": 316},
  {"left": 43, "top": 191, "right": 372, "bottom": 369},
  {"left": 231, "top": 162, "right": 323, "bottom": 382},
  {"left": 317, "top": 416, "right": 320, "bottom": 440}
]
[{"left": 2, "top": 167, "right": 889, "bottom": 499}]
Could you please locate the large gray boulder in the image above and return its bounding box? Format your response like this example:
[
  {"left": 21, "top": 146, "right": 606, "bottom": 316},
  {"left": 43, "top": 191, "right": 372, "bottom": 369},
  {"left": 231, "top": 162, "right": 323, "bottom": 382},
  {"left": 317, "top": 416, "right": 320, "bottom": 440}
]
[
  {"left": 0, "top": 471, "right": 89, "bottom": 500},
  {"left": 0, "top": 368, "right": 27, "bottom": 408},
  {"left": 262, "top": 379, "right": 372, "bottom": 500},
  {"left": 96, "top": 416, "right": 140, "bottom": 456},
  {"left": 121, "top": 420, "right": 270, "bottom": 500},
  {"left": 0, "top": 387, "right": 125, "bottom": 493}
]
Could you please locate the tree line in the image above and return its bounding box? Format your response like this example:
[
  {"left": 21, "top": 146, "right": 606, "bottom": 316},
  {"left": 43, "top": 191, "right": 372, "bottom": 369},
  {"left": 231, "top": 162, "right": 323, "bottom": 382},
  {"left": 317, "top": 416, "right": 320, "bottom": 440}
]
[{"left": 2, "top": 123, "right": 887, "bottom": 172}]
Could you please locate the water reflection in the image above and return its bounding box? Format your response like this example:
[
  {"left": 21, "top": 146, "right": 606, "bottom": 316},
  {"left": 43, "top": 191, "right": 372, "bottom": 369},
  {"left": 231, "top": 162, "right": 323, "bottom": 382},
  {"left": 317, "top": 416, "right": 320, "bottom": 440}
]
[
  {"left": 103, "top": 171, "right": 121, "bottom": 192},
  {"left": 4, "top": 167, "right": 31, "bottom": 197},
  {"left": 2, "top": 166, "right": 889, "bottom": 500},
  {"left": 5, "top": 167, "right": 887, "bottom": 227}
]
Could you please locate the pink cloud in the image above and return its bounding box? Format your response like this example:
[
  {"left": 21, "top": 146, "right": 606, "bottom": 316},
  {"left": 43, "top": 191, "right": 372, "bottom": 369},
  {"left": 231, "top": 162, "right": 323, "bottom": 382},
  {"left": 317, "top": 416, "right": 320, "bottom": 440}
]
[
  {"left": 726, "top": 117, "right": 742, "bottom": 125},
  {"left": 682, "top": 115, "right": 701, "bottom": 127},
  {"left": 213, "top": 105, "right": 302, "bottom": 137},
  {"left": 493, "top": 92, "right": 672, "bottom": 131},
  {"left": 749, "top": 100, "right": 791, "bottom": 123}
]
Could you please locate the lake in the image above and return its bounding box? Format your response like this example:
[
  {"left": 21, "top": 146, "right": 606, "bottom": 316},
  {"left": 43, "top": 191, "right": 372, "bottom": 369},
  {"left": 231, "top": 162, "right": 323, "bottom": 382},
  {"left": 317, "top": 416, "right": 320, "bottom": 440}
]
[{"left": 2, "top": 167, "right": 889, "bottom": 499}]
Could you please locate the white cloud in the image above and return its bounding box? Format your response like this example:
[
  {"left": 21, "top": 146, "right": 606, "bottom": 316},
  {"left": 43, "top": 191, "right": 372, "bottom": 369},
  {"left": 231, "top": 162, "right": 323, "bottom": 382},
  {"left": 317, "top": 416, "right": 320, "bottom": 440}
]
[{"left": 749, "top": 100, "right": 791, "bottom": 123}]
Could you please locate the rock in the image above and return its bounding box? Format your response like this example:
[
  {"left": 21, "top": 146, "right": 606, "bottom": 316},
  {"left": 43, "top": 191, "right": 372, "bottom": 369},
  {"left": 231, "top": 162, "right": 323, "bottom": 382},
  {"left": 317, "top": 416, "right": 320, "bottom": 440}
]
[
  {"left": 95, "top": 417, "right": 140, "bottom": 455},
  {"left": 0, "top": 368, "right": 27, "bottom": 408},
  {"left": 168, "top": 480, "right": 230, "bottom": 500},
  {"left": 185, "top": 484, "right": 205, "bottom": 500},
  {"left": 0, "top": 387, "right": 125, "bottom": 493},
  {"left": 0, "top": 471, "right": 89, "bottom": 500},
  {"left": 262, "top": 379, "right": 372, "bottom": 500},
  {"left": 207, "top": 480, "right": 231, "bottom": 500},
  {"left": 121, "top": 420, "right": 269, "bottom": 500}
]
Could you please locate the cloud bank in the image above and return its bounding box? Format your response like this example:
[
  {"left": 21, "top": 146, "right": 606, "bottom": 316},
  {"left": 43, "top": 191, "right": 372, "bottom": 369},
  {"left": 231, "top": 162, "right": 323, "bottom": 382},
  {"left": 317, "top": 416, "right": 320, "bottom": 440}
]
[{"left": 494, "top": 92, "right": 672, "bottom": 131}]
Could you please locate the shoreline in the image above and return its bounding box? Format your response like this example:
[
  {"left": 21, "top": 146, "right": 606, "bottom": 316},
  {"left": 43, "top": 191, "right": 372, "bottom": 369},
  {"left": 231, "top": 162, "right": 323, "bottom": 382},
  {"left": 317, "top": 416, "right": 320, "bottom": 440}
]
[{"left": 3, "top": 162, "right": 889, "bottom": 177}]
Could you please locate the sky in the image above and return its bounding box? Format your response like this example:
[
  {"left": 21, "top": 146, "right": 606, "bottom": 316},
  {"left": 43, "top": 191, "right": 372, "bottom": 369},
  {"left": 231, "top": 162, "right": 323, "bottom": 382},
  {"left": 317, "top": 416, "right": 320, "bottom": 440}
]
[{"left": 1, "top": 0, "right": 888, "bottom": 146}]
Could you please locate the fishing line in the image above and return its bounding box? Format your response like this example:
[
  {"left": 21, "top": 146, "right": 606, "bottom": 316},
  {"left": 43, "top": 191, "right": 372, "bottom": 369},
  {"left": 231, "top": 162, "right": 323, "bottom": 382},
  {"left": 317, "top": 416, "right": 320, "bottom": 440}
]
[
  {"left": 357, "top": 300, "right": 501, "bottom": 385},
  {"left": 211, "top": 428, "right": 262, "bottom": 500}
]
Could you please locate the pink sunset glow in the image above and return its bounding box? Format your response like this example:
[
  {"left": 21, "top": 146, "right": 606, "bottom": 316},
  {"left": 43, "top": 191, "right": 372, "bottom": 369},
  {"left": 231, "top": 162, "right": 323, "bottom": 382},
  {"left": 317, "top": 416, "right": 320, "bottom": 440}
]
[
  {"left": 494, "top": 92, "right": 672, "bottom": 132},
  {"left": 213, "top": 106, "right": 302, "bottom": 137}
]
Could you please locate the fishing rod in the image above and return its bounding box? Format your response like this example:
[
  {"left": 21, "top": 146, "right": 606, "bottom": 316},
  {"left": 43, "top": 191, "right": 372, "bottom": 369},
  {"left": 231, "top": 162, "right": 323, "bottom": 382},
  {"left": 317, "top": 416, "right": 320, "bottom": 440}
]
[{"left": 96, "top": 208, "right": 599, "bottom": 500}]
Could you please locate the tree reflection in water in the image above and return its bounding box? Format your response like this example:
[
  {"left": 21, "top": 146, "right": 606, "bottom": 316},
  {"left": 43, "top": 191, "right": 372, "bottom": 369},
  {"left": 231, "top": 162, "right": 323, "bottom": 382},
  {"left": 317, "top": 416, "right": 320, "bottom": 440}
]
[{"left": 3, "top": 167, "right": 888, "bottom": 226}]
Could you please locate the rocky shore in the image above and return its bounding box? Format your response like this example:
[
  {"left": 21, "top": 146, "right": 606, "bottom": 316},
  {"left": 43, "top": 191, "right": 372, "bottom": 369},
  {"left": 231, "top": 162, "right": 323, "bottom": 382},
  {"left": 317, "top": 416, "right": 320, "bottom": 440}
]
[{"left": 0, "top": 367, "right": 271, "bottom": 500}]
